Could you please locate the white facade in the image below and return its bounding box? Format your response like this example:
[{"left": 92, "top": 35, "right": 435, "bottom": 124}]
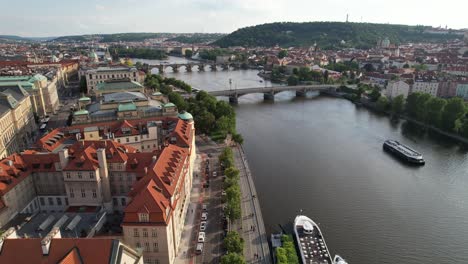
[
  {"left": 386, "top": 80, "right": 410, "bottom": 99},
  {"left": 85, "top": 67, "right": 142, "bottom": 91},
  {"left": 412, "top": 80, "right": 439, "bottom": 96}
]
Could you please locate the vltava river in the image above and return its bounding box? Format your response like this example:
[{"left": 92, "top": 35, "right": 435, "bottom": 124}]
[{"left": 136, "top": 57, "right": 468, "bottom": 264}]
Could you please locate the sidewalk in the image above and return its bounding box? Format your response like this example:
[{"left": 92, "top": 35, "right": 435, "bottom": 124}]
[{"left": 232, "top": 145, "right": 271, "bottom": 264}]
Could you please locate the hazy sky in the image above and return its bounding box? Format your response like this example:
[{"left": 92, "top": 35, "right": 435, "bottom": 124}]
[{"left": 0, "top": 0, "right": 466, "bottom": 37}]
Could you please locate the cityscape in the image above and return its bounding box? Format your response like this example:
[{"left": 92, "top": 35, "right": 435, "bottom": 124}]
[{"left": 0, "top": 1, "right": 468, "bottom": 264}]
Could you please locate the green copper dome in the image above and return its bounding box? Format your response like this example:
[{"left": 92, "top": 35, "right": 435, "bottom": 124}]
[{"left": 178, "top": 111, "right": 193, "bottom": 120}]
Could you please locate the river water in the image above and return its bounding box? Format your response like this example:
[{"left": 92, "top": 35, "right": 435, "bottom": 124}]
[{"left": 136, "top": 57, "right": 468, "bottom": 264}]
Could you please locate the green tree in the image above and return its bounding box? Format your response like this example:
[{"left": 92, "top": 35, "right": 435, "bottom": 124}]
[
  {"left": 391, "top": 95, "right": 405, "bottom": 116},
  {"left": 184, "top": 49, "right": 193, "bottom": 58},
  {"left": 135, "top": 61, "right": 143, "bottom": 69},
  {"left": 415, "top": 93, "right": 432, "bottom": 121},
  {"left": 369, "top": 87, "right": 381, "bottom": 102},
  {"left": 215, "top": 116, "right": 232, "bottom": 134},
  {"left": 225, "top": 167, "right": 240, "bottom": 179},
  {"left": 441, "top": 97, "right": 466, "bottom": 132},
  {"left": 168, "top": 92, "right": 187, "bottom": 111},
  {"left": 79, "top": 78, "right": 88, "bottom": 95},
  {"left": 287, "top": 75, "right": 299, "bottom": 86},
  {"left": 406, "top": 92, "right": 421, "bottom": 118},
  {"left": 232, "top": 133, "right": 244, "bottom": 144},
  {"left": 223, "top": 231, "right": 244, "bottom": 254},
  {"left": 376, "top": 96, "right": 390, "bottom": 112},
  {"left": 278, "top": 49, "right": 288, "bottom": 59},
  {"left": 424, "top": 97, "right": 447, "bottom": 127},
  {"left": 220, "top": 253, "right": 246, "bottom": 264},
  {"left": 194, "top": 110, "right": 215, "bottom": 134}
]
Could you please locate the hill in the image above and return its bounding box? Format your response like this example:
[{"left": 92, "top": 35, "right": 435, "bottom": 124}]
[
  {"left": 0, "top": 35, "right": 55, "bottom": 42},
  {"left": 52, "top": 33, "right": 224, "bottom": 43},
  {"left": 213, "top": 22, "right": 461, "bottom": 49},
  {"left": 165, "top": 33, "right": 225, "bottom": 44}
]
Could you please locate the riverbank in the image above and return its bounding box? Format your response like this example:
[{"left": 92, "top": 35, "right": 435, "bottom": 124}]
[{"left": 322, "top": 90, "right": 468, "bottom": 145}]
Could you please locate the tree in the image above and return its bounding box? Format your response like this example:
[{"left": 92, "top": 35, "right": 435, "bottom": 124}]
[
  {"left": 194, "top": 110, "right": 215, "bottom": 134},
  {"left": 406, "top": 92, "right": 421, "bottom": 118},
  {"left": 79, "top": 78, "right": 88, "bottom": 95},
  {"left": 323, "top": 70, "right": 329, "bottom": 83},
  {"left": 441, "top": 97, "right": 466, "bottom": 132},
  {"left": 232, "top": 133, "right": 244, "bottom": 144},
  {"left": 221, "top": 253, "right": 246, "bottom": 264},
  {"left": 168, "top": 92, "right": 187, "bottom": 111},
  {"left": 278, "top": 49, "right": 288, "bottom": 59},
  {"left": 403, "top": 63, "right": 410, "bottom": 68},
  {"left": 184, "top": 49, "right": 193, "bottom": 58},
  {"left": 124, "top": 59, "right": 133, "bottom": 67},
  {"left": 391, "top": 95, "right": 405, "bottom": 116},
  {"left": 376, "top": 96, "right": 390, "bottom": 112},
  {"left": 363, "top": 63, "right": 375, "bottom": 72},
  {"left": 287, "top": 75, "right": 299, "bottom": 86},
  {"left": 223, "top": 231, "right": 244, "bottom": 254},
  {"left": 135, "top": 61, "right": 143, "bottom": 69},
  {"left": 215, "top": 116, "right": 232, "bottom": 133},
  {"left": 369, "top": 87, "right": 381, "bottom": 102},
  {"left": 424, "top": 97, "right": 447, "bottom": 127},
  {"left": 414, "top": 93, "right": 432, "bottom": 121},
  {"left": 225, "top": 167, "right": 240, "bottom": 179}
]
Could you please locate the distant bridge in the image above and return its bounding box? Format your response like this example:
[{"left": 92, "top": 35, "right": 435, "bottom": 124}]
[
  {"left": 143, "top": 62, "right": 245, "bottom": 73},
  {"left": 208, "top": 84, "right": 352, "bottom": 103}
]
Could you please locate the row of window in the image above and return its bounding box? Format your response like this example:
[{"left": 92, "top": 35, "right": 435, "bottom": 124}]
[
  {"left": 135, "top": 241, "right": 159, "bottom": 253},
  {"left": 69, "top": 188, "right": 97, "bottom": 198},
  {"left": 133, "top": 227, "right": 157, "bottom": 237},
  {"left": 65, "top": 172, "right": 94, "bottom": 179},
  {"left": 39, "top": 197, "right": 68, "bottom": 207}
]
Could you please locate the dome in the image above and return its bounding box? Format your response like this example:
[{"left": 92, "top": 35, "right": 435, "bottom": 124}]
[
  {"left": 178, "top": 111, "right": 193, "bottom": 121},
  {"left": 73, "top": 109, "right": 89, "bottom": 116}
]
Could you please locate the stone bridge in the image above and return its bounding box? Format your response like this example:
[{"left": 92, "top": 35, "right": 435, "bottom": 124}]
[
  {"left": 143, "top": 62, "right": 244, "bottom": 73},
  {"left": 208, "top": 84, "right": 351, "bottom": 103}
]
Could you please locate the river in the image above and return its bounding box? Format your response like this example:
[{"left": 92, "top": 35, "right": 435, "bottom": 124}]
[{"left": 136, "top": 57, "right": 468, "bottom": 264}]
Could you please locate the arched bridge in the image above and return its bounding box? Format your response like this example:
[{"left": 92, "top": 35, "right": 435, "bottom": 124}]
[
  {"left": 208, "top": 84, "right": 352, "bottom": 103},
  {"left": 143, "top": 62, "right": 244, "bottom": 73}
]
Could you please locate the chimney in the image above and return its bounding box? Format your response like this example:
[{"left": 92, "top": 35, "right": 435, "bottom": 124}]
[
  {"left": 152, "top": 155, "right": 157, "bottom": 163},
  {"left": 7, "top": 160, "right": 13, "bottom": 167},
  {"left": 41, "top": 227, "right": 61, "bottom": 255},
  {"left": 58, "top": 149, "right": 69, "bottom": 170},
  {"left": 0, "top": 227, "right": 18, "bottom": 251}
]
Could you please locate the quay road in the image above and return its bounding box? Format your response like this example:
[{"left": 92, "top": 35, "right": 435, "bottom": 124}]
[{"left": 232, "top": 144, "right": 271, "bottom": 264}]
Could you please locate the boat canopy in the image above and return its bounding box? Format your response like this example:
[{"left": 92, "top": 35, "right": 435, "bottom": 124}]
[{"left": 303, "top": 221, "right": 314, "bottom": 232}]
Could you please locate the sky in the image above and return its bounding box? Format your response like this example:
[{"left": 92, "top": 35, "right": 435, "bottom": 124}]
[{"left": 0, "top": 0, "right": 467, "bottom": 37}]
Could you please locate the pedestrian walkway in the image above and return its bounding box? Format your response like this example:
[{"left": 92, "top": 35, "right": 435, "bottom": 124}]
[{"left": 232, "top": 145, "right": 271, "bottom": 264}]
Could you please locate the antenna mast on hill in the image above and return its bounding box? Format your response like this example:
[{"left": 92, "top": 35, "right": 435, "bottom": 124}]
[{"left": 346, "top": 14, "right": 349, "bottom": 23}]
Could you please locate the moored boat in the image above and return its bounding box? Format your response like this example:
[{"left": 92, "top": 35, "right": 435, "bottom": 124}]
[
  {"left": 334, "top": 255, "right": 348, "bottom": 264},
  {"left": 294, "top": 215, "right": 332, "bottom": 264}
]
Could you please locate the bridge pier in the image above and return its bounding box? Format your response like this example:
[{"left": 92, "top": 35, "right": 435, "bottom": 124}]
[
  {"left": 172, "top": 65, "right": 179, "bottom": 73},
  {"left": 198, "top": 64, "right": 205, "bottom": 71},
  {"left": 296, "top": 90, "right": 307, "bottom": 97},
  {"left": 221, "top": 64, "right": 229, "bottom": 70},
  {"left": 263, "top": 92, "right": 275, "bottom": 101},
  {"left": 186, "top": 65, "right": 192, "bottom": 72},
  {"left": 229, "top": 95, "right": 238, "bottom": 104},
  {"left": 158, "top": 65, "right": 164, "bottom": 74},
  {"left": 210, "top": 64, "right": 217, "bottom": 71}
]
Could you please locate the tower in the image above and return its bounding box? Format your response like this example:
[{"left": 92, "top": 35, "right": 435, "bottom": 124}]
[{"left": 346, "top": 14, "right": 349, "bottom": 23}]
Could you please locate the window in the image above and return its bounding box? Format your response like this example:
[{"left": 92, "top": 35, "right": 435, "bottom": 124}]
[
  {"left": 89, "top": 172, "right": 94, "bottom": 179},
  {"left": 69, "top": 188, "right": 74, "bottom": 198},
  {"left": 139, "top": 213, "right": 149, "bottom": 222},
  {"left": 136, "top": 242, "right": 141, "bottom": 249},
  {"left": 143, "top": 228, "right": 148, "bottom": 237},
  {"left": 134, "top": 228, "right": 139, "bottom": 237},
  {"left": 153, "top": 243, "right": 159, "bottom": 252},
  {"left": 78, "top": 172, "right": 82, "bottom": 179},
  {"left": 65, "top": 198, "right": 68, "bottom": 205},
  {"left": 66, "top": 172, "right": 71, "bottom": 179},
  {"left": 48, "top": 197, "right": 54, "bottom": 206},
  {"left": 144, "top": 242, "right": 150, "bottom": 252},
  {"left": 135, "top": 136, "right": 138, "bottom": 141},
  {"left": 142, "top": 145, "right": 144, "bottom": 150},
  {"left": 117, "top": 139, "right": 121, "bottom": 143},
  {"left": 119, "top": 185, "right": 124, "bottom": 194},
  {"left": 92, "top": 189, "right": 97, "bottom": 198},
  {"left": 40, "top": 197, "right": 45, "bottom": 206},
  {"left": 81, "top": 188, "right": 86, "bottom": 198},
  {"left": 113, "top": 198, "right": 118, "bottom": 206},
  {"left": 121, "top": 198, "right": 126, "bottom": 206},
  {"left": 57, "top": 197, "right": 62, "bottom": 206},
  {"left": 126, "top": 137, "right": 129, "bottom": 143},
  {"left": 151, "top": 229, "right": 157, "bottom": 237}
]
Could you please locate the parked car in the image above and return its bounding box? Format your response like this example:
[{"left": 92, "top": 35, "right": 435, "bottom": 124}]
[
  {"left": 196, "top": 243, "right": 204, "bottom": 254},
  {"left": 202, "top": 204, "right": 208, "bottom": 211},
  {"left": 201, "top": 212, "right": 208, "bottom": 221},
  {"left": 198, "top": 232, "right": 206, "bottom": 243},
  {"left": 200, "top": 221, "right": 207, "bottom": 231},
  {"left": 212, "top": 171, "right": 217, "bottom": 177},
  {"left": 221, "top": 190, "right": 227, "bottom": 196}
]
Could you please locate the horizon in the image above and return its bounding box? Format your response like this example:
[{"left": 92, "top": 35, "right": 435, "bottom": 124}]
[{"left": 0, "top": 0, "right": 467, "bottom": 37}]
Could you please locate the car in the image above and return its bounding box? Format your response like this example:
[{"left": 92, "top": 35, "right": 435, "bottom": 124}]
[
  {"left": 212, "top": 171, "right": 217, "bottom": 177},
  {"left": 221, "top": 191, "right": 227, "bottom": 196},
  {"left": 201, "top": 212, "right": 208, "bottom": 220},
  {"left": 200, "top": 221, "right": 207, "bottom": 231},
  {"left": 195, "top": 242, "right": 204, "bottom": 254},
  {"left": 198, "top": 232, "right": 206, "bottom": 243},
  {"left": 202, "top": 204, "right": 208, "bottom": 211}
]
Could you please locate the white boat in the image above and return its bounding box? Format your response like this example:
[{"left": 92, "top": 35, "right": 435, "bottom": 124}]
[
  {"left": 294, "top": 215, "right": 332, "bottom": 264},
  {"left": 334, "top": 255, "right": 348, "bottom": 264}
]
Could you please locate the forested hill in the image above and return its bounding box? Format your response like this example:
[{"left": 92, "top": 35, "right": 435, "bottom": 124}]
[{"left": 213, "top": 22, "right": 461, "bottom": 49}]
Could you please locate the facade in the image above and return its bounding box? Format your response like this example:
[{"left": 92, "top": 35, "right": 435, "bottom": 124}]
[
  {"left": 455, "top": 83, "right": 468, "bottom": 100},
  {"left": 437, "top": 80, "right": 458, "bottom": 98},
  {"left": 94, "top": 79, "right": 145, "bottom": 97},
  {"left": 0, "top": 74, "right": 60, "bottom": 116},
  {"left": 0, "top": 116, "right": 195, "bottom": 264},
  {"left": 0, "top": 228, "right": 143, "bottom": 264},
  {"left": 412, "top": 76, "right": 439, "bottom": 96},
  {"left": 0, "top": 85, "right": 37, "bottom": 159},
  {"left": 84, "top": 67, "right": 144, "bottom": 92},
  {"left": 386, "top": 80, "right": 410, "bottom": 99}
]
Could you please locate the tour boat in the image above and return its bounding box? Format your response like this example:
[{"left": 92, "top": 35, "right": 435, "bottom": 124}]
[
  {"left": 334, "top": 255, "right": 348, "bottom": 264},
  {"left": 383, "top": 140, "right": 425, "bottom": 165},
  {"left": 294, "top": 215, "right": 332, "bottom": 264}
]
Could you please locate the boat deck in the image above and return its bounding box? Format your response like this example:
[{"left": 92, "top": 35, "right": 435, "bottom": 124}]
[{"left": 296, "top": 225, "right": 332, "bottom": 264}]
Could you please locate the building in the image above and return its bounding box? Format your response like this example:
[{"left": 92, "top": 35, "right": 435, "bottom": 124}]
[
  {"left": 437, "top": 80, "right": 458, "bottom": 98},
  {"left": 0, "top": 85, "right": 36, "bottom": 159},
  {"left": 0, "top": 74, "right": 60, "bottom": 116},
  {"left": 0, "top": 116, "right": 195, "bottom": 264},
  {"left": 0, "top": 228, "right": 143, "bottom": 264},
  {"left": 94, "top": 79, "right": 145, "bottom": 97},
  {"left": 84, "top": 67, "right": 144, "bottom": 92},
  {"left": 456, "top": 82, "right": 468, "bottom": 100},
  {"left": 386, "top": 80, "right": 410, "bottom": 99},
  {"left": 73, "top": 91, "right": 177, "bottom": 124},
  {"left": 412, "top": 75, "right": 439, "bottom": 96}
]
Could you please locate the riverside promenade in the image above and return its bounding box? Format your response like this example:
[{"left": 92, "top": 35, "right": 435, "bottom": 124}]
[{"left": 232, "top": 144, "right": 271, "bottom": 264}]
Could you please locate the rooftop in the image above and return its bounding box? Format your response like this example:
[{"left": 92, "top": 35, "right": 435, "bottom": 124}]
[{"left": 96, "top": 80, "right": 143, "bottom": 92}]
